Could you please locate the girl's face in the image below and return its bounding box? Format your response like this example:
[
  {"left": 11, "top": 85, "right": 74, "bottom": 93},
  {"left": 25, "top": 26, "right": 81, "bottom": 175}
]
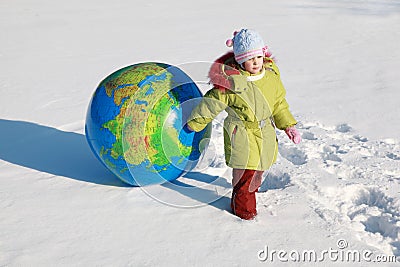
[{"left": 243, "top": 56, "right": 264, "bottom": 74}]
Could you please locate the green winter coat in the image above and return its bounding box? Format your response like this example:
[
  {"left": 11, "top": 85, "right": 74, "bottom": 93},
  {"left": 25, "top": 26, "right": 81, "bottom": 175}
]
[{"left": 187, "top": 54, "right": 297, "bottom": 170}]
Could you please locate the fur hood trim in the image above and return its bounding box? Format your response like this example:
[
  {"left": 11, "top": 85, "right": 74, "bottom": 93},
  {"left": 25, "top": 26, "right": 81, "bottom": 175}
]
[{"left": 208, "top": 51, "right": 274, "bottom": 92}]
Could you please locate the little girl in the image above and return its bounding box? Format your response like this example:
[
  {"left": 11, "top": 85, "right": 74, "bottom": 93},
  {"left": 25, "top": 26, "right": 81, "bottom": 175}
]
[{"left": 186, "top": 29, "right": 301, "bottom": 220}]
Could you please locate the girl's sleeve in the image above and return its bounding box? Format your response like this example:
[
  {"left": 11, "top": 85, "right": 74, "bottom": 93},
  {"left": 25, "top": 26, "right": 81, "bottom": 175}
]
[
  {"left": 271, "top": 66, "right": 297, "bottom": 130},
  {"left": 187, "top": 88, "right": 228, "bottom": 132}
]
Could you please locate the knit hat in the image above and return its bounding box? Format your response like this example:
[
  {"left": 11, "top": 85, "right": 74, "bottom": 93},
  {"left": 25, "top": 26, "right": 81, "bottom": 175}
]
[{"left": 226, "top": 29, "right": 267, "bottom": 64}]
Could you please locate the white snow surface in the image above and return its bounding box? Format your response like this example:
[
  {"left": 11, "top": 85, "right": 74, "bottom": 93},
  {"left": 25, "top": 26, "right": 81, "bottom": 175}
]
[{"left": 1, "top": 0, "right": 400, "bottom": 266}]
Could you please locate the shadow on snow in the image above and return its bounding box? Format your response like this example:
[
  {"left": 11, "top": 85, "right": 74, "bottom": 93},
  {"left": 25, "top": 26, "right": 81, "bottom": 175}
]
[{"left": 0, "top": 119, "right": 229, "bottom": 211}]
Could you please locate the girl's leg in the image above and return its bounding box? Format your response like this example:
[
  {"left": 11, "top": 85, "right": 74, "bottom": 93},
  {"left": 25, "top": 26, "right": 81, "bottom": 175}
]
[
  {"left": 250, "top": 170, "right": 263, "bottom": 193},
  {"left": 231, "top": 169, "right": 264, "bottom": 220}
]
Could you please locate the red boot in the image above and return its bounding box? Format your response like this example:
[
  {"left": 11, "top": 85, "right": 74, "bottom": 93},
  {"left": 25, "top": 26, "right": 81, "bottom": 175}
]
[{"left": 231, "top": 169, "right": 263, "bottom": 220}]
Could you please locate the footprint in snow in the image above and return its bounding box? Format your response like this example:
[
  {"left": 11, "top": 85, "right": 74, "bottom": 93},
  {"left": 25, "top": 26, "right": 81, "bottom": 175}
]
[
  {"left": 363, "top": 216, "right": 400, "bottom": 240},
  {"left": 352, "top": 187, "right": 397, "bottom": 213},
  {"left": 322, "top": 145, "right": 342, "bottom": 162},
  {"left": 279, "top": 145, "right": 307, "bottom": 165},
  {"left": 259, "top": 171, "right": 291, "bottom": 192},
  {"left": 351, "top": 187, "right": 400, "bottom": 245},
  {"left": 302, "top": 131, "right": 317, "bottom": 140},
  {"left": 353, "top": 135, "right": 368, "bottom": 142},
  {"left": 387, "top": 152, "right": 400, "bottom": 161},
  {"left": 336, "top": 123, "right": 352, "bottom": 133}
]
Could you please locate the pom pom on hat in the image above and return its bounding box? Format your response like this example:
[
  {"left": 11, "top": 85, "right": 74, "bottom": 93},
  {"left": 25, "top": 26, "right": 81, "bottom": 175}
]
[
  {"left": 225, "top": 31, "right": 239, "bottom": 47},
  {"left": 226, "top": 29, "right": 267, "bottom": 64}
]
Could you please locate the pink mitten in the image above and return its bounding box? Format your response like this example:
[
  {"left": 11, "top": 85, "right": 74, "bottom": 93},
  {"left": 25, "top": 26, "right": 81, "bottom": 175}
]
[{"left": 285, "top": 126, "right": 301, "bottom": 144}]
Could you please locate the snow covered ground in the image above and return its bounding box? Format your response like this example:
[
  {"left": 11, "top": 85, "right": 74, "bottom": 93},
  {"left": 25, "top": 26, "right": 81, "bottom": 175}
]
[{"left": 1, "top": 0, "right": 400, "bottom": 266}]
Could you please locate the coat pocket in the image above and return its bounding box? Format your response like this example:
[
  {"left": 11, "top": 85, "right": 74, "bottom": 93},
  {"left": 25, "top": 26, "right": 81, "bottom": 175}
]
[{"left": 231, "top": 125, "right": 238, "bottom": 148}]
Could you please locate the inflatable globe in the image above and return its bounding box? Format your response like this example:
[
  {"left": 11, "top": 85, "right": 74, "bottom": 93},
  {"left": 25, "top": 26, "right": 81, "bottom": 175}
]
[{"left": 85, "top": 62, "right": 210, "bottom": 186}]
